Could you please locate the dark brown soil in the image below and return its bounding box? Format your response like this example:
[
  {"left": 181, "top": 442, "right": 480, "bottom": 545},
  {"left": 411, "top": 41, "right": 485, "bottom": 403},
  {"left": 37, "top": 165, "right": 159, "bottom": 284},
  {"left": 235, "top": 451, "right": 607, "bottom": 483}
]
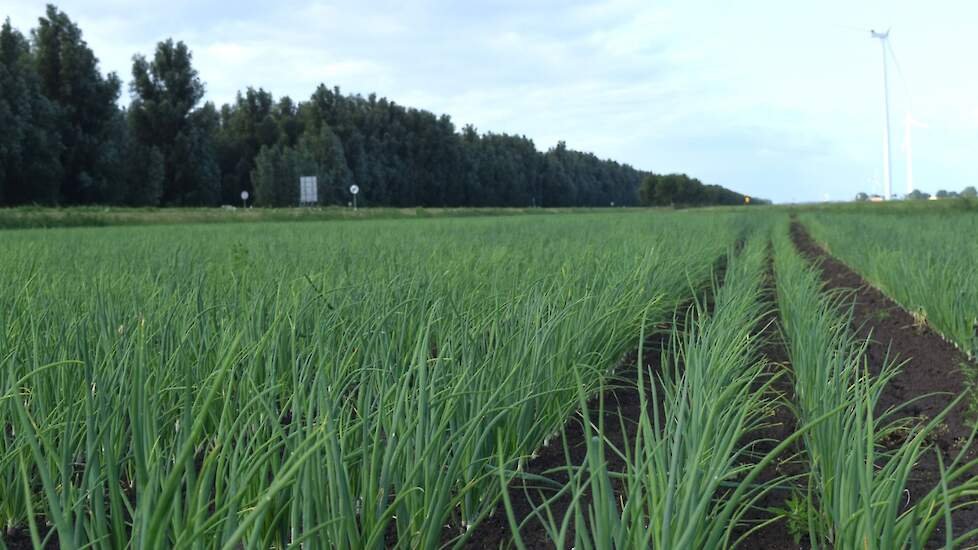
[
  {"left": 791, "top": 221, "right": 978, "bottom": 547},
  {"left": 1, "top": 529, "right": 32, "bottom": 550},
  {"left": 454, "top": 317, "right": 679, "bottom": 549},
  {"left": 458, "top": 252, "right": 809, "bottom": 550},
  {"left": 450, "top": 256, "right": 737, "bottom": 549},
  {"left": 15, "top": 229, "right": 975, "bottom": 550},
  {"left": 735, "top": 257, "right": 810, "bottom": 550},
  {"left": 1, "top": 527, "right": 56, "bottom": 550}
]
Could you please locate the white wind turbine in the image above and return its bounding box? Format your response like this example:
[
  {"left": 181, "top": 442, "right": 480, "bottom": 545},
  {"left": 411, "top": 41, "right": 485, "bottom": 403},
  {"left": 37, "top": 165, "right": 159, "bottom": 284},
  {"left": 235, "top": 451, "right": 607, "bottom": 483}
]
[
  {"left": 903, "top": 111, "right": 928, "bottom": 195},
  {"left": 870, "top": 28, "right": 893, "bottom": 200},
  {"left": 885, "top": 36, "right": 927, "bottom": 195},
  {"left": 869, "top": 28, "right": 925, "bottom": 198}
]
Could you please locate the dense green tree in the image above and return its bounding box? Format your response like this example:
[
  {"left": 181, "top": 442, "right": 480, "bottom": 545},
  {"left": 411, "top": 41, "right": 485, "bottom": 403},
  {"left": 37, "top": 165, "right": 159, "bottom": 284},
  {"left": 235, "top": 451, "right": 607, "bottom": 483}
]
[
  {"left": 298, "top": 125, "right": 352, "bottom": 203},
  {"left": 637, "top": 173, "right": 751, "bottom": 207},
  {"left": 5, "top": 5, "right": 755, "bottom": 210},
  {"left": 251, "top": 145, "right": 283, "bottom": 206},
  {"left": 962, "top": 186, "right": 977, "bottom": 199},
  {"left": 907, "top": 189, "right": 930, "bottom": 200},
  {"left": 654, "top": 175, "right": 680, "bottom": 205},
  {"left": 275, "top": 96, "right": 303, "bottom": 147},
  {"left": 33, "top": 5, "right": 122, "bottom": 203},
  {"left": 0, "top": 18, "right": 62, "bottom": 205},
  {"left": 170, "top": 103, "right": 221, "bottom": 205},
  {"left": 251, "top": 144, "right": 317, "bottom": 206},
  {"left": 638, "top": 175, "right": 656, "bottom": 206},
  {"left": 214, "top": 87, "right": 282, "bottom": 203},
  {"left": 129, "top": 38, "right": 218, "bottom": 204},
  {"left": 124, "top": 141, "right": 164, "bottom": 205},
  {"left": 540, "top": 147, "right": 574, "bottom": 207},
  {"left": 87, "top": 111, "right": 130, "bottom": 204}
]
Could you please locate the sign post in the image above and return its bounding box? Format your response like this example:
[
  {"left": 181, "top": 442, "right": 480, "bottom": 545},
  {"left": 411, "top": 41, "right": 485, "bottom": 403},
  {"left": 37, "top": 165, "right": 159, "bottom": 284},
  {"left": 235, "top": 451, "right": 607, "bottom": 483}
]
[
  {"left": 350, "top": 184, "right": 360, "bottom": 211},
  {"left": 240, "top": 190, "right": 249, "bottom": 208},
  {"left": 299, "top": 176, "right": 318, "bottom": 205}
]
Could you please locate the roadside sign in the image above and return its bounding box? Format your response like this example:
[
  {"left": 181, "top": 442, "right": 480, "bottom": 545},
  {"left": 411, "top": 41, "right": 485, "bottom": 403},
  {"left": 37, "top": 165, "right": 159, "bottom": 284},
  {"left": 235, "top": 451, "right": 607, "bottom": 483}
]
[
  {"left": 300, "top": 176, "right": 318, "bottom": 204},
  {"left": 350, "top": 184, "right": 360, "bottom": 211}
]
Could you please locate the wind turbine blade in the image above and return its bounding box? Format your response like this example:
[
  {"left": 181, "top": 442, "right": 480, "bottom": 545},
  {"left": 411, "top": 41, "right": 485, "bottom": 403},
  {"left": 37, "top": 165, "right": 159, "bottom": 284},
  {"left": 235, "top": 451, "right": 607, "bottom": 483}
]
[
  {"left": 884, "top": 36, "right": 916, "bottom": 120},
  {"left": 886, "top": 40, "right": 909, "bottom": 91}
]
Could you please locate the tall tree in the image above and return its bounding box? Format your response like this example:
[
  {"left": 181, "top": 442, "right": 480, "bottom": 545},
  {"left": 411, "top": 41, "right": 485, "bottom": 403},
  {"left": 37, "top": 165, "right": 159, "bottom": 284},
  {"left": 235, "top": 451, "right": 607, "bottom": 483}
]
[
  {"left": 123, "top": 140, "right": 164, "bottom": 205},
  {"left": 3, "top": 5, "right": 754, "bottom": 209},
  {"left": 214, "top": 87, "right": 280, "bottom": 203},
  {"left": 33, "top": 5, "right": 122, "bottom": 203},
  {"left": 297, "top": 124, "right": 352, "bottom": 203},
  {"left": 275, "top": 96, "right": 303, "bottom": 147},
  {"left": 0, "top": 18, "right": 63, "bottom": 204},
  {"left": 638, "top": 175, "right": 657, "bottom": 206},
  {"left": 251, "top": 144, "right": 317, "bottom": 206},
  {"left": 129, "top": 38, "right": 218, "bottom": 205},
  {"left": 170, "top": 102, "right": 221, "bottom": 205}
]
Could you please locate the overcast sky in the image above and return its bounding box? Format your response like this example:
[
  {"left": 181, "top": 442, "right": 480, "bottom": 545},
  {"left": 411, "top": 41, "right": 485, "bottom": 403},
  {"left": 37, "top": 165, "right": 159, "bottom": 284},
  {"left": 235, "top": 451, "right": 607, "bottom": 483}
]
[{"left": 6, "top": 0, "right": 977, "bottom": 203}]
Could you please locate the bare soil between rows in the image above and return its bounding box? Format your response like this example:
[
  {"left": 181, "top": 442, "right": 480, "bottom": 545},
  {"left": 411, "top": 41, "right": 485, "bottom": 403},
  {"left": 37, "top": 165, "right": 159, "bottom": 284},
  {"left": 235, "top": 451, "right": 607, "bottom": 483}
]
[
  {"left": 7, "top": 227, "right": 977, "bottom": 550},
  {"left": 462, "top": 225, "right": 978, "bottom": 550},
  {"left": 456, "top": 255, "right": 732, "bottom": 549},
  {"left": 791, "top": 221, "right": 978, "bottom": 548},
  {"left": 1, "top": 529, "right": 39, "bottom": 550},
  {"left": 456, "top": 315, "right": 686, "bottom": 549},
  {"left": 460, "top": 251, "right": 807, "bottom": 550},
  {"left": 734, "top": 255, "right": 807, "bottom": 550}
]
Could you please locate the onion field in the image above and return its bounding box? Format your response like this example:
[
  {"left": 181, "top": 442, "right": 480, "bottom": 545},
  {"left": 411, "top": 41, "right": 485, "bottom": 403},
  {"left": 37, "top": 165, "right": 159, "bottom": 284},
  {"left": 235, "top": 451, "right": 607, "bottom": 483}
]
[
  {"left": 2, "top": 209, "right": 978, "bottom": 549},
  {"left": 801, "top": 209, "right": 978, "bottom": 357}
]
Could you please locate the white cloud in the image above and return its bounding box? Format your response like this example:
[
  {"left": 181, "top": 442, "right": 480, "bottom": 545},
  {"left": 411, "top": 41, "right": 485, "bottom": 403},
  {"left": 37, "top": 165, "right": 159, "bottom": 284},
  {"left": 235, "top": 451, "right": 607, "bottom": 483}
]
[
  {"left": 5, "top": 0, "right": 978, "bottom": 202},
  {"left": 206, "top": 42, "right": 260, "bottom": 65}
]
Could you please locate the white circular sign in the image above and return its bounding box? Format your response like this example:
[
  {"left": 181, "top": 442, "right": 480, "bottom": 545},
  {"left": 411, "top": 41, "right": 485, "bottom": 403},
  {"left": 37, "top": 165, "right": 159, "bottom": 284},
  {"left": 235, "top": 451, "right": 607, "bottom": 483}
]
[
  {"left": 349, "top": 184, "right": 360, "bottom": 195},
  {"left": 241, "top": 190, "right": 250, "bottom": 200}
]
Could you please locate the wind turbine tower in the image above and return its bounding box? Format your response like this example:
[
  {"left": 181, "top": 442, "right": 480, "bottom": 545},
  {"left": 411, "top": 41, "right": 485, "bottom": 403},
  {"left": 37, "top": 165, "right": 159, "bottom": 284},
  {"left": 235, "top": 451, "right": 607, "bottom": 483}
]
[
  {"left": 884, "top": 31, "right": 926, "bottom": 196},
  {"left": 871, "top": 29, "right": 893, "bottom": 200},
  {"left": 904, "top": 112, "right": 913, "bottom": 194}
]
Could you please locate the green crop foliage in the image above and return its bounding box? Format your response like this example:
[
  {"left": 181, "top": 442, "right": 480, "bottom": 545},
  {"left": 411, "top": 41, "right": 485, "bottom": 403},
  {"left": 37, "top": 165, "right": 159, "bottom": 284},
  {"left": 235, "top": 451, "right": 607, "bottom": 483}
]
[
  {"left": 772, "top": 222, "right": 978, "bottom": 549},
  {"left": 510, "top": 223, "right": 837, "bottom": 549},
  {"left": 0, "top": 211, "right": 753, "bottom": 549},
  {"left": 7, "top": 207, "right": 973, "bottom": 549},
  {"left": 799, "top": 209, "right": 978, "bottom": 357}
]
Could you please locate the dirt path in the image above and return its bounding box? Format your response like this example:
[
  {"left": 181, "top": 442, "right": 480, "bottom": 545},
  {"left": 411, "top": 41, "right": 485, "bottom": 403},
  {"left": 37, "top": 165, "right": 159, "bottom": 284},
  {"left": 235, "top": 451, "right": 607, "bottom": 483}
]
[
  {"left": 791, "top": 221, "right": 978, "bottom": 547},
  {"left": 736, "top": 257, "right": 808, "bottom": 550},
  {"left": 451, "top": 224, "right": 978, "bottom": 550},
  {"left": 458, "top": 250, "right": 804, "bottom": 550},
  {"left": 455, "top": 315, "right": 678, "bottom": 549},
  {"left": 456, "top": 252, "right": 730, "bottom": 549}
]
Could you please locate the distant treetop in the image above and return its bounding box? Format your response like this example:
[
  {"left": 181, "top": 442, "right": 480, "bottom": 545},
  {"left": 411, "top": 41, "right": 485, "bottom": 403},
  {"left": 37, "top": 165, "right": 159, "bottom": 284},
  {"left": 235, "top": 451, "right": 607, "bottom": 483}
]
[{"left": 1, "top": 6, "right": 755, "bottom": 209}]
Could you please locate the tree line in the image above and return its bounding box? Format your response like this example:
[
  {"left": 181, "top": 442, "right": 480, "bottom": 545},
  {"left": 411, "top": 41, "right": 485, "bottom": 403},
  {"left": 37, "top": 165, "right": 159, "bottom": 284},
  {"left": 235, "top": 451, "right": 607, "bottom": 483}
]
[
  {"left": 638, "top": 173, "right": 759, "bottom": 207},
  {"left": 855, "top": 186, "right": 978, "bottom": 201},
  {"left": 1, "top": 6, "right": 756, "bottom": 208}
]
